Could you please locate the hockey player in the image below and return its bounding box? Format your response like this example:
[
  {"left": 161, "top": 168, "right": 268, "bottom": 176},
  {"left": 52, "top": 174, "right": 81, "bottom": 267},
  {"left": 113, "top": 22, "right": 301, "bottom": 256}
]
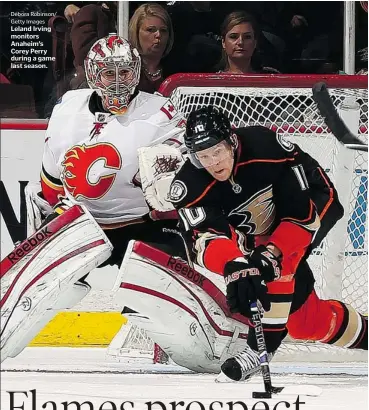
[
  {"left": 167, "top": 105, "right": 367, "bottom": 381},
  {"left": 41, "top": 33, "right": 186, "bottom": 266},
  {"left": 0, "top": 34, "right": 185, "bottom": 362}
]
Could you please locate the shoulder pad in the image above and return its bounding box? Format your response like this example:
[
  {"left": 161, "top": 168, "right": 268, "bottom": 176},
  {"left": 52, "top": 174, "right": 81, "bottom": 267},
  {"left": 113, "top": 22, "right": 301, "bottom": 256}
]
[
  {"left": 133, "top": 92, "right": 184, "bottom": 126},
  {"left": 46, "top": 90, "right": 94, "bottom": 142},
  {"left": 58, "top": 89, "right": 94, "bottom": 105},
  {"left": 169, "top": 160, "right": 215, "bottom": 208},
  {"left": 235, "top": 126, "right": 297, "bottom": 160},
  {"left": 159, "top": 99, "right": 178, "bottom": 121},
  {"left": 51, "top": 89, "right": 94, "bottom": 117}
]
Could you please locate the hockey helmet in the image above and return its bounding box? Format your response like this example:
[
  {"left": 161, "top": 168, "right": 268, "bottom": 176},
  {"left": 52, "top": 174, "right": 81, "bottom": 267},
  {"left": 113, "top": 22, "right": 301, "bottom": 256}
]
[
  {"left": 85, "top": 34, "right": 141, "bottom": 114},
  {"left": 185, "top": 106, "right": 235, "bottom": 168}
]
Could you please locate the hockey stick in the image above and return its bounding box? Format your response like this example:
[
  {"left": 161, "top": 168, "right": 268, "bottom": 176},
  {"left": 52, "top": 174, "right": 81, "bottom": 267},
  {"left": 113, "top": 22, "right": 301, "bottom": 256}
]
[
  {"left": 250, "top": 302, "right": 283, "bottom": 398},
  {"left": 250, "top": 302, "right": 322, "bottom": 398},
  {"left": 312, "top": 82, "right": 368, "bottom": 152}
]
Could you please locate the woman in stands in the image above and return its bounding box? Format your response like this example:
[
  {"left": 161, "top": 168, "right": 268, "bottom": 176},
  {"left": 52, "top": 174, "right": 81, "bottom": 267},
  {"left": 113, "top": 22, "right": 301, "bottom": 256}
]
[
  {"left": 129, "top": 3, "right": 174, "bottom": 94},
  {"left": 216, "top": 11, "right": 279, "bottom": 74}
]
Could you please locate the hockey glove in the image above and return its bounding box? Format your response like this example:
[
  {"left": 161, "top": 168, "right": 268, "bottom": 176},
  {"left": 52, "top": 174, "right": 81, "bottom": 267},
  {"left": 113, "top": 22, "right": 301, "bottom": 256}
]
[
  {"left": 249, "top": 245, "right": 282, "bottom": 282},
  {"left": 224, "top": 257, "right": 271, "bottom": 317}
]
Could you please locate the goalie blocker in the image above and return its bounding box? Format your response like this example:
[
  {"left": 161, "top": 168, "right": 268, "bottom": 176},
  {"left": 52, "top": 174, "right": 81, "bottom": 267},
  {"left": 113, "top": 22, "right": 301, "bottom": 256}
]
[{"left": 0, "top": 205, "right": 113, "bottom": 362}]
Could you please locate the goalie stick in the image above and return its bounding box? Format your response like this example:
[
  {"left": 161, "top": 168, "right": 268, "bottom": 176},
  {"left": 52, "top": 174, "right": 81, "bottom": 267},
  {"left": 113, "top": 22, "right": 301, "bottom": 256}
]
[
  {"left": 250, "top": 302, "right": 322, "bottom": 398},
  {"left": 312, "top": 82, "right": 368, "bottom": 152}
]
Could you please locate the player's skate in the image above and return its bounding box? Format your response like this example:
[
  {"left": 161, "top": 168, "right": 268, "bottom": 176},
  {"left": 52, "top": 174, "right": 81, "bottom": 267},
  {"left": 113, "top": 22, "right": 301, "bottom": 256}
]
[{"left": 218, "top": 344, "right": 261, "bottom": 382}]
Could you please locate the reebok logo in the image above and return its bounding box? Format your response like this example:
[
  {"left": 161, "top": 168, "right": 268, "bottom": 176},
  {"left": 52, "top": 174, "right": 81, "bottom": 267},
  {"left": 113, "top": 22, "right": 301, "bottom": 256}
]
[
  {"left": 167, "top": 256, "right": 205, "bottom": 287},
  {"left": 8, "top": 227, "right": 52, "bottom": 264}
]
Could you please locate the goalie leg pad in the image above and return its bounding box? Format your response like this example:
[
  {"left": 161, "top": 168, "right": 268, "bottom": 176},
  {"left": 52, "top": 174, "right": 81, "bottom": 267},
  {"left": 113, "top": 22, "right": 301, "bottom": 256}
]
[
  {"left": 115, "top": 241, "right": 250, "bottom": 373},
  {"left": 8, "top": 280, "right": 91, "bottom": 358},
  {"left": 0, "top": 205, "right": 112, "bottom": 362}
]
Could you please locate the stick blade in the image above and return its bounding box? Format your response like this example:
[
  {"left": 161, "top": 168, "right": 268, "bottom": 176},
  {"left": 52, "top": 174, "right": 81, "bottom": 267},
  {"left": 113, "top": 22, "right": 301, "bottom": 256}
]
[
  {"left": 252, "top": 391, "right": 272, "bottom": 399},
  {"left": 312, "top": 82, "right": 368, "bottom": 152},
  {"left": 253, "top": 384, "right": 322, "bottom": 399}
]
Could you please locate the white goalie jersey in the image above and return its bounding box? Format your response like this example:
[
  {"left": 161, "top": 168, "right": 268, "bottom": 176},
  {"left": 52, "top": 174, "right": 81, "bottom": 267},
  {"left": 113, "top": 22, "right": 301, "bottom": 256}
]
[{"left": 41, "top": 89, "right": 185, "bottom": 225}]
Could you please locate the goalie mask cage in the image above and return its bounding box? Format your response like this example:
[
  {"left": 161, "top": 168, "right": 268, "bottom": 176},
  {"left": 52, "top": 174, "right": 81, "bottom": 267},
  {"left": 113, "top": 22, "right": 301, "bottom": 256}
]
[{"left": 114, "top": 74, "right": 368, "bottom": 364}]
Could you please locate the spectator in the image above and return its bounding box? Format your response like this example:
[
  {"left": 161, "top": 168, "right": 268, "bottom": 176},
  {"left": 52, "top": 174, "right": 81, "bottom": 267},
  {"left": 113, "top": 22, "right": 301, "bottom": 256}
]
[
  {"left": 166, "top": 1, "right": 226, "bottom": 74},
  {"left": 216, "top": 11, "right": 279, "bottom": 74},
  {"left": 280, "top": 2, "right": 343, "bottom": 73},
  {"left": 70, "top": 1, "right": 117, "bottom": 89},
  {"left": 64, "top": 3, "right": 81, "bottom": 23},
  {"left": 129, "top": 3, "right": 174, "bottom": 94},
  {"left": 166, "top": 1, "right": 287, "bottom": 74},
  {"left": 62, "top": 2, "right": 102, "bottom": 23}
]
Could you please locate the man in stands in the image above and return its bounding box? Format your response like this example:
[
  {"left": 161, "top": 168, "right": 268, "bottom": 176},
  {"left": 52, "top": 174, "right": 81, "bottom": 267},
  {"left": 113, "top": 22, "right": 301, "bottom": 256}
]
[
  {"left": 0, "top": 34, "right": 185, "bottom": 363},
  {"left": 167, "top": 105, "right": 367, "bottom": 381}
]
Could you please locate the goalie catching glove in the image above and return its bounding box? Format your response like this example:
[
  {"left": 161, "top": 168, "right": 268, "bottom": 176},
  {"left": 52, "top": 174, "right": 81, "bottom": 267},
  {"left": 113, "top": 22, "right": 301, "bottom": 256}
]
[
  {"left": 224, "top": 245, "right": 282, "bottom": 317},
  {"left": 138, "top": 144, "right": 184, "bottom": 211}
]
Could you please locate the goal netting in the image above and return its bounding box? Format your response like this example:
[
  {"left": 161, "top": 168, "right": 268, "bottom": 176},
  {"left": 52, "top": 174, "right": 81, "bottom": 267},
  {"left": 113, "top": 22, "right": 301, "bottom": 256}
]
[{"left": 113, "top": 74, "right": 368, "bottom": 363}]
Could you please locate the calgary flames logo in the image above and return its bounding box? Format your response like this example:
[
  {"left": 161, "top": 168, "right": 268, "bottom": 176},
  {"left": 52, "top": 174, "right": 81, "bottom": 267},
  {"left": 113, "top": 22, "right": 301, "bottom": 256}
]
[{"left": 62, "top": 143, "right": 122, "bottom": 200}]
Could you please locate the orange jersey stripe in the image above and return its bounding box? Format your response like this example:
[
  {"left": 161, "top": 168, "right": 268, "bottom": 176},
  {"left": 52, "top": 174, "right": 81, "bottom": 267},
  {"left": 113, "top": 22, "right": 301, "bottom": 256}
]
[
  {"left": 186, "top": 180, "right": 217, "bottom": 208},
  {"left": 280, "top": 199, "right": 316, "bottom": 223},
  {"left": 235, "top": 157, "right": 295, "bottom": 172},
  {"left": 316, "top": 167, "right": 334, "bottom": 220}
]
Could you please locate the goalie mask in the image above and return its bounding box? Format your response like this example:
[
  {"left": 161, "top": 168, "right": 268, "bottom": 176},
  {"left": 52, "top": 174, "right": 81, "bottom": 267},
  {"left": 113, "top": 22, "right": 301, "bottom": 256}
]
[
  {"left": 85, "top": 34, "right": 141, "bottom": 115},
  {"left": 185, "top": 106, "right": 236, "bottom": 169}
]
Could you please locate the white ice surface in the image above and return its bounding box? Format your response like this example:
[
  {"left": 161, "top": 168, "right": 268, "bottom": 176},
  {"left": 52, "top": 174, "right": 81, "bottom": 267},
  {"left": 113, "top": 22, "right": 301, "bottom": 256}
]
[{"left": 1, "top": 347, "right": 368, "bottom": 410}]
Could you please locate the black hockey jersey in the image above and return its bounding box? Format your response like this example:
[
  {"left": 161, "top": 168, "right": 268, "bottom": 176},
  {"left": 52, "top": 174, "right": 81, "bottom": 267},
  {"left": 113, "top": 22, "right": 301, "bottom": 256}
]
[{"left": 169, "top": 126, "right": 321, "bottom": 276}]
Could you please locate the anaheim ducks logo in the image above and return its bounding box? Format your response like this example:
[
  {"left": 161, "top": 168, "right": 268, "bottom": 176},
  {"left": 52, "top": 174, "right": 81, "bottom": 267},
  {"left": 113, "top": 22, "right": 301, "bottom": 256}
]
[
  {"left": 229, "top": 185, "right": 275, "bottom": 235},
  {"left": 62, "top": 143, "right": 122, "bottom": 200}
]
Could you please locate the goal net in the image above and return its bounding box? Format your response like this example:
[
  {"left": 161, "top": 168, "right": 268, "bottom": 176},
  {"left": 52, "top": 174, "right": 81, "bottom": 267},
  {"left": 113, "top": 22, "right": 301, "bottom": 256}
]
[{"left": 114, "top": 74, "right": 368, "bottom": 363}]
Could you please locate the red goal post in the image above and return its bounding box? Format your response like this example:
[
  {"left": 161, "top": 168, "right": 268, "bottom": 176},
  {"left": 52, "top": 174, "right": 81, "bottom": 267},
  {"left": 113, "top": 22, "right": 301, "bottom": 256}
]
[
  {"left": 159, "top": 73, "right": 367, "bottom": 133},
  {"left": 159, "top": 73, "right": 367, "bottom": 94}
]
